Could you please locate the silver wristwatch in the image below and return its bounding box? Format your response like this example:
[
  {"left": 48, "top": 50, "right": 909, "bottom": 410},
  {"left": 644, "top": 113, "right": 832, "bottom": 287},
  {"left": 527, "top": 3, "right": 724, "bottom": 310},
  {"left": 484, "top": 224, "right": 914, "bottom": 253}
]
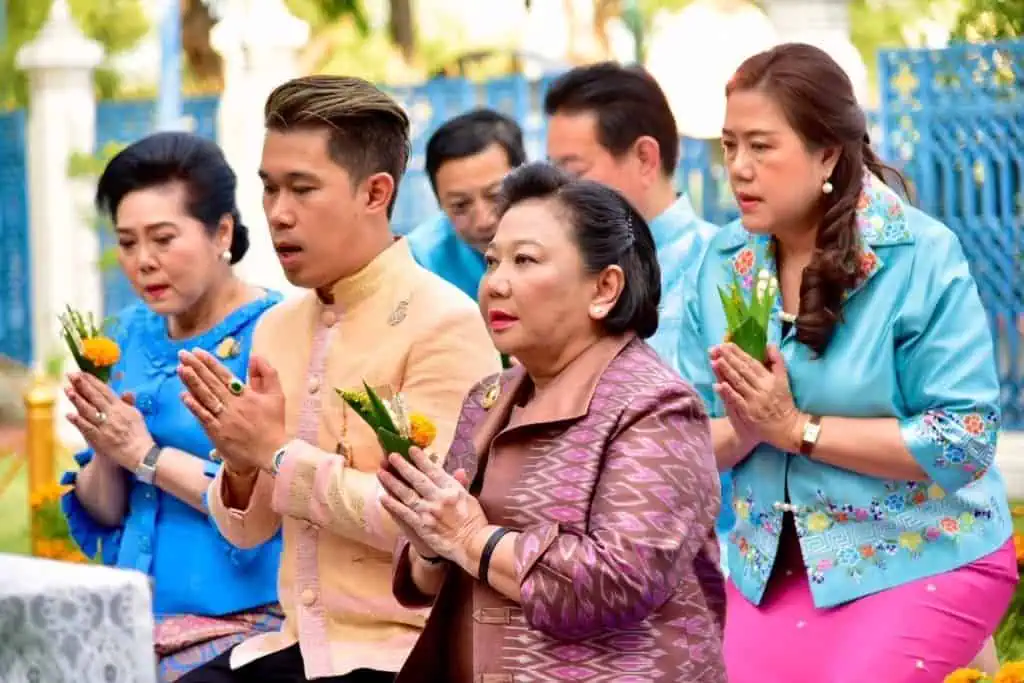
[{"left": 135, "top": 445, "right": 162, "bottom": 485}]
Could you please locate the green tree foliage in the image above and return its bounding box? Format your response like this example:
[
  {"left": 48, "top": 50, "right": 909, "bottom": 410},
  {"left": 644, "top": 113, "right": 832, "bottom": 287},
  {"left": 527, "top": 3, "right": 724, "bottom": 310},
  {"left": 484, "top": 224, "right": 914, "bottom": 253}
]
[
  {"left": 1, "top": 0, "right": 149, "bottom": 109},
  {"left": 952, "top": 0, "right": 1024, "bottom": 40}
]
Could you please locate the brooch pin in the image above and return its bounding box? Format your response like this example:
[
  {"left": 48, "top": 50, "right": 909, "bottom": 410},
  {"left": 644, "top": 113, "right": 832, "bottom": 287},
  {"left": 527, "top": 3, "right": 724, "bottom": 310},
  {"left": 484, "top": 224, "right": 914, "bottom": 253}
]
[
  {"left": 482, "top": 378, "right": 501, "bottom": 409},
  {"left": 215, "top": 337, "right": 241, "bottom": 359},
  {"left": 388, "top": 300, "right": 409, "bottom": 327}
]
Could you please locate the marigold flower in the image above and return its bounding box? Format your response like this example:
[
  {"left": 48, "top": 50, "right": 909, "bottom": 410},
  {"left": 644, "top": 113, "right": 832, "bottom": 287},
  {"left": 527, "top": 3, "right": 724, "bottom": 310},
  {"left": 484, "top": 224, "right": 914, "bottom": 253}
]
[
  {"left": 1012, "top": 505, "right": 1024, "bottom": 518},
  {"left": 1014, "top": 533, "right": 1024, "bottom": 565},
  {"left": 944, "top": 668, "right": 990, "bottom": 683},
  {"left": 82, "top": 336, "right": 120, "bottom": 367},
  {"left": 409, "top": 413, "right": 436, "bottom": 449},
  {"left": 995, "top": 662, "right": 1024, "bottom": 683}
]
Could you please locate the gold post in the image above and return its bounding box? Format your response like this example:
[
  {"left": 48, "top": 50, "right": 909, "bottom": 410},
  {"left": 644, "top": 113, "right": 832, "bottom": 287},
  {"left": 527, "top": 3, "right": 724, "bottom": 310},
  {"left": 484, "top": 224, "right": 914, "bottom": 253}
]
[{"left": 23, "top": 369, "right": 56, "bottom": 556}]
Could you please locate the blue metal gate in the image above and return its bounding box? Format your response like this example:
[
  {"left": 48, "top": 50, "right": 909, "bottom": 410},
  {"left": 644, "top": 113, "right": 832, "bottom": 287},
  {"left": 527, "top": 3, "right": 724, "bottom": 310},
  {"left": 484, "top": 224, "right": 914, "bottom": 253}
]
[
  {"left": 879, "top": 39, "right": 1024, "bottom": 428},
  {"left": 0, "top": 110, "right": 31, "bottom": 365}
]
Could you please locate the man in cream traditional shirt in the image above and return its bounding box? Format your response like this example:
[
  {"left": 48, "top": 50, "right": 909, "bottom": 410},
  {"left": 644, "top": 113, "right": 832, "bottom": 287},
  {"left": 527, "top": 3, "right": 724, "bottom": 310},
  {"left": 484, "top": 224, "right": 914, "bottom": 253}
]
[{"left": 177, "top": 76, "right": 500, "bottom": 682}]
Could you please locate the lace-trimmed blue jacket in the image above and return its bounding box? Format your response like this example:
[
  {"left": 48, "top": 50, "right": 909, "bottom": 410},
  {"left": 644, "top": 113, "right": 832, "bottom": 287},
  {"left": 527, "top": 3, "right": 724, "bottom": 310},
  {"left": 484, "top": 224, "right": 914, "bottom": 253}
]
[
  {"left": 61, "top": 294, "right": 283, "bottom": 617},
  {"left": 676, "top": 171, "right": 1013, "bottom": 608}
]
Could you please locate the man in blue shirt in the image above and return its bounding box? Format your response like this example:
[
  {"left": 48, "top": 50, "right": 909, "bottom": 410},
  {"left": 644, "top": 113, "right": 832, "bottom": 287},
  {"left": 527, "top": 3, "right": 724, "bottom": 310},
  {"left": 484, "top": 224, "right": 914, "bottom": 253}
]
[
  {"left": 406, "top": 109, "right": 527, "bottom": 299},
  {"left": 544, "top": 62, "right": 731, "bottom": 547}
]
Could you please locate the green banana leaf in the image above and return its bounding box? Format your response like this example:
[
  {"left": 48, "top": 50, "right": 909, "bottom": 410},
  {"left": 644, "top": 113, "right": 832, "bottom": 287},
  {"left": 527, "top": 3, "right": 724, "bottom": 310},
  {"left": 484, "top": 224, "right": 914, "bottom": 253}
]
[
  {"left": 362, "top": 380, "right": 399, "bottom": 435},
  {"left": 731, "top": 317, "right": 769, "bottom": 363},
  {"left": 378, "top": 427, "right": 414, "bottom": 460},
  {"left": 718, "top": 285, "right": 742, "bottom": 332},
  {"left": 337, "top": 390, "right": 380, "bottom": 429}
]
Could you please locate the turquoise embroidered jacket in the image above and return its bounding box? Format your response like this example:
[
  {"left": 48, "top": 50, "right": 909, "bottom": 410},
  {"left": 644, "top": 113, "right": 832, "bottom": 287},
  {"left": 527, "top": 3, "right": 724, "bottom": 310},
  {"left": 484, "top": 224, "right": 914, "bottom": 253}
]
[{"left": 676, "top": 171, "right": 1013, "bottom": 608}]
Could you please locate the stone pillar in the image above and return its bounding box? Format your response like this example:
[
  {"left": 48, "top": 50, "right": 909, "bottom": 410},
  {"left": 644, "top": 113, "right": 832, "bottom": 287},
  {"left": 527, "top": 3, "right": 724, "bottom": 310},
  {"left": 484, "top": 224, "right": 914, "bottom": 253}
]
[
  {"left": 212, "top": 0, "right": 308, "bottom": 298},
  {"left": 17, "top": 0, "right": 104, "bottom": 449},
  {"left": 761, "top": 0, "right": 869, "bottom": 104}
]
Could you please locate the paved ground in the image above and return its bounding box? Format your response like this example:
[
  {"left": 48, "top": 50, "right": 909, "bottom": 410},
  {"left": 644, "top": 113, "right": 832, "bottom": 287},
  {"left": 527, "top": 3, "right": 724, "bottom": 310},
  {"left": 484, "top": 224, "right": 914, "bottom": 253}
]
[{"left": 998, "top": 431, "right": 1024, "bottom": 500}]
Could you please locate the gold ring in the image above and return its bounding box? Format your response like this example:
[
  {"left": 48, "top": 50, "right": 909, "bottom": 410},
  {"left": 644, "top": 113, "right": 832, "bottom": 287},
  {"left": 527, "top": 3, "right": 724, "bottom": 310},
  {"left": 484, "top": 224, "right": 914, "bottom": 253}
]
[
  {"left": 211, "top": 401, "right": 224, "bottom": 416},
  {"left": 227, "top": 378, "right": 245, "bottom": 396}
]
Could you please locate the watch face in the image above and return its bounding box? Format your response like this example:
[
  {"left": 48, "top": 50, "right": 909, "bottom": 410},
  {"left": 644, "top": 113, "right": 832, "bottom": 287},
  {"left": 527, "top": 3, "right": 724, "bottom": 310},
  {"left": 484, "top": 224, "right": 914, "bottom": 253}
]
[{"left": 806, "top": 423, "right": 821, "bottom": 441}]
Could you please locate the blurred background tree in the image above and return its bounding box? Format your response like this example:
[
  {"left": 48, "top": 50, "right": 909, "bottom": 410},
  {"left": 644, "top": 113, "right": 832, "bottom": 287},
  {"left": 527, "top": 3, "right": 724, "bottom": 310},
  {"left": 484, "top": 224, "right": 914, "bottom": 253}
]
[
  {"left": 0, "top": 0, "right": 149, "bottom": 108},
  {"left": 952, "top": 0, "right": 1024, "bottom": 39}
]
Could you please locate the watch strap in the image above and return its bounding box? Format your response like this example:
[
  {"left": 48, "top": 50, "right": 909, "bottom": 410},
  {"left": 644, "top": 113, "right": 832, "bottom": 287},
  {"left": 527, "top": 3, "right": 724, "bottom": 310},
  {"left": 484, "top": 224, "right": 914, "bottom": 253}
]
[
  {"left": 799, "top": 415, "right": 822, "bottom": 457},
  {"left": 135, "top": 445, "right": 162, "bottom": 485}
]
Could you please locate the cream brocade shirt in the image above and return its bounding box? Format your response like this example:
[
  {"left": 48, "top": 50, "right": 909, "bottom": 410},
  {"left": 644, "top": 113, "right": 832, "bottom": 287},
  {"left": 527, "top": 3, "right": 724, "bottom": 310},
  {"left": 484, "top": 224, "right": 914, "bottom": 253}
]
[{"left": 207, "top": 239, "right": 500, "bottom": 678}]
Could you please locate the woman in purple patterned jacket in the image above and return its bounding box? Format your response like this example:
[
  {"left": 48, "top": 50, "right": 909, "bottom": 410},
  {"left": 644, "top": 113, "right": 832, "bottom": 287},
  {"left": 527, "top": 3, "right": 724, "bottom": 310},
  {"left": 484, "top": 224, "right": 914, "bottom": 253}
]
[{"left": 377, "top": 161, "right": 727, "bottom": 682}]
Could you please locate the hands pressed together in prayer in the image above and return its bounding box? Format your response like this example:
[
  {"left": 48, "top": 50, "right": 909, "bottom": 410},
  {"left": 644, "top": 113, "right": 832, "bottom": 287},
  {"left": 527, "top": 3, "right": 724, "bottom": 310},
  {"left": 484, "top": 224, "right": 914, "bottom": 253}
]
[
  {"left": 65, "top": 373, "right": 155, "bottom": 470},
  {"left": 710, "top": 342, "right": 806, "bottom": 454},
  {"left": 176, "top": 349, "right": 287, "bottom": 475},
  {"left": 377, "top": 448, "right": 489, "bottom": 570}
]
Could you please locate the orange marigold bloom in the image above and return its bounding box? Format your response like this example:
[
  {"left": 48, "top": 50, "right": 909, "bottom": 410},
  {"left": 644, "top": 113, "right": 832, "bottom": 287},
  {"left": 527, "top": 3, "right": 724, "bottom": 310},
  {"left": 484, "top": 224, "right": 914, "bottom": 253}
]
[
  {"left": 409, "top": 413, "right": 437, "bottom": 449},
  {"left": 1014, "top": 533, "right": 1024, "bottom": 566},
  {"left": 944, "top": 668, "right": 990, "bottom": 683},
  {"left": 995, "top": 662, "right": 1024, "bottom": 683},
  {"left": 82, "top": 336, "right": 120, "bottom": 367}
]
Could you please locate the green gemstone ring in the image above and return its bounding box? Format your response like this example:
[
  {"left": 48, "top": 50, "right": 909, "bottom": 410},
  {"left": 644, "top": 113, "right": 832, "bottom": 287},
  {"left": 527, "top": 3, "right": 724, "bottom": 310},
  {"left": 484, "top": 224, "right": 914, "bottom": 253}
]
[{"left": 228, "top": 377, "right": 245, "bottom": 396}]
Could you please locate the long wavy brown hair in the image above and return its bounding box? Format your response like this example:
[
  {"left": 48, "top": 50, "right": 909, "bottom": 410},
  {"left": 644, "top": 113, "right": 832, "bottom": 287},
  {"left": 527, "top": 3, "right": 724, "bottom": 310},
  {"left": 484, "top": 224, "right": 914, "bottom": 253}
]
[{"left": 726, "top": 43, "right": 909, "bottom": 356}]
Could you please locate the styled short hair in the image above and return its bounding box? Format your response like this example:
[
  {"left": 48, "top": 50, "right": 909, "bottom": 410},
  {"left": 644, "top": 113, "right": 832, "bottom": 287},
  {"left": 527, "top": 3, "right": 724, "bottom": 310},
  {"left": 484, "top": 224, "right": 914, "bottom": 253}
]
[
  {"left": 425, "top": 109, "right": 526, "bottom": 195},
  {"left": 264, "top": 75, "right": 411, "bottom": 217},
  {"left": 96, "top": 131, "right": 249, "bottom": 263},
  {"left": 544, "top": 62, "right": 679, "bottom": 177},
  {"left": 497, "top": 162, "right": 660, "bottom": 338}
]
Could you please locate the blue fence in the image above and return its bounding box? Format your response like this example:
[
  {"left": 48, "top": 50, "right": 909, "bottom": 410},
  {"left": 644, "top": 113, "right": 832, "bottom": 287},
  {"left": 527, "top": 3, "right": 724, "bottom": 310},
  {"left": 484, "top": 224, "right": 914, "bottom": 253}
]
[
  {"left": 879, "top": 39, "right": 1024, "bottom": 428},
  {"left": 0, "top": 110, "right": 30, "bottom": 365},
  {"left": 0, "top": 40, "right": 1020, "bottom": 426}
]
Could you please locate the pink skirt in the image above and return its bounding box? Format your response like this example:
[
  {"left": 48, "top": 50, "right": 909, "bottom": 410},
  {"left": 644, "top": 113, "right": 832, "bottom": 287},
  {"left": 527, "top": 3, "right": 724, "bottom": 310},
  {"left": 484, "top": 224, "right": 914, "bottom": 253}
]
[{"left": 724, "top": 537, "right": 1018, "bottom": 683}]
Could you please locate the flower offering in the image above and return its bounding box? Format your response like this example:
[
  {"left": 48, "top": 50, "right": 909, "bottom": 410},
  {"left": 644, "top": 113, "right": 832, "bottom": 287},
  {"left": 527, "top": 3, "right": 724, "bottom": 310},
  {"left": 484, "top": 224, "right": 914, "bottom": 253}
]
[
  {"left": 58, "top": 305, "right": 120, "bottom": 382},
  {"left": 718, "top": 266, "right": 777, "bottom": 363},
  {"left": 337, "top": 381, "right": 436, "bottom": 460}
]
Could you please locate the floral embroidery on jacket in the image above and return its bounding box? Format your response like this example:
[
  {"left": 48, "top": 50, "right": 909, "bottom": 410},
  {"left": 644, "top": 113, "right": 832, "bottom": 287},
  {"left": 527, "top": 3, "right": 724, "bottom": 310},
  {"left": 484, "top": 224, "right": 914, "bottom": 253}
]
[
  {"left": 856, "top": 171, "right": 911, "bottom": 243},
  {"left": 915, "top": 408, "right": 999, "bottom": 478},
  {"left": 797, "top": 482, "right": 994, "bottom": 584},
  {"left": 729, "top": 488, "right": 780, "bottom": 584}
]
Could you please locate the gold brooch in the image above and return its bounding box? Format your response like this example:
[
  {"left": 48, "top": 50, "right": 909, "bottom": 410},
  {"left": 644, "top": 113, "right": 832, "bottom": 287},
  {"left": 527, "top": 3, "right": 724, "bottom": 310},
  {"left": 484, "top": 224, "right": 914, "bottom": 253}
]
[
  {"left": 482, "top": 378, "right": 500, "bottom": 409},
  {"left": 388, "top": 300, "right": 409, "bottom": 326},
  {"left": 215, "top": 337, "right": 241, "bottom": 359}
]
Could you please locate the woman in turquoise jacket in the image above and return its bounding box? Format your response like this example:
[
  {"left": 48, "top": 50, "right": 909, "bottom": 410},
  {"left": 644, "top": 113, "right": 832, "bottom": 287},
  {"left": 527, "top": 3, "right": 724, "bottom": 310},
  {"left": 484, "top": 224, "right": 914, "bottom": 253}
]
[{"left": 678, "top": 44, "right": 1017, "bottom": 681}]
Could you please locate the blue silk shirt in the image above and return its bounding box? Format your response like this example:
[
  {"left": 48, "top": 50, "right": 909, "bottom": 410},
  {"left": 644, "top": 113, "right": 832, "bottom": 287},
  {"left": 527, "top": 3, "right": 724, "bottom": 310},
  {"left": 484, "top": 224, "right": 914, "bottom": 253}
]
[
  {"left": 406, "top": 212, "right": 486, "bottom": 301},
  {"left": 61, "top": 294, "right": 283, "bottom": 617},
  {"left": 677, "top": 172, "right": 1012, "bottom": 608}
]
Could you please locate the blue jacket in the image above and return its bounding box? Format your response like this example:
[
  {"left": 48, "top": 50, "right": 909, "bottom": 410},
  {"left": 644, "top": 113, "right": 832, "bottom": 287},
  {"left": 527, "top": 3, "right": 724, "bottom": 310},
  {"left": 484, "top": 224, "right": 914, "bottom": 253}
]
[
  {"left": 646, "top": 194, "right": 717, "bottom": 371},
  {"left": 406, "top": 212, "right": 486, "bottom": 301},
  {"left": 677, "top": 171, "right": 1012, "bottom": 608},
  {"left": 62, "top": 294, "right": 283, "bottom": 617}
]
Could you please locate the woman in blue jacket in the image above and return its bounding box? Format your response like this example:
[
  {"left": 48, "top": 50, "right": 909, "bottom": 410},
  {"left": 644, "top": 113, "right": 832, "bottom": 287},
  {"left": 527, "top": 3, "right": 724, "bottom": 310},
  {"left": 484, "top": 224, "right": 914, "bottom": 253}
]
[
  {"left": 678, "top": 43, "right": 1017, "bottom": 681},
  {"left": 61, "top": 132, "right": 282, "bottom": 681}
]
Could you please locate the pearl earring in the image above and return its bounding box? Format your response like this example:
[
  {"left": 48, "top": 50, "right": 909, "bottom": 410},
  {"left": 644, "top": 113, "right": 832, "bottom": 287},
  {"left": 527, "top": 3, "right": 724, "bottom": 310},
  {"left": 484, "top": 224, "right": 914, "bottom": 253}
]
[
  {"left": 592, "top": 306, "right": 605, "bottom": 316},
  {"left": 221, "top": 249, "right": 232, "bottom": 262},
  {"left": 822, "top": 180, "right": 834, "bottom": 195}
]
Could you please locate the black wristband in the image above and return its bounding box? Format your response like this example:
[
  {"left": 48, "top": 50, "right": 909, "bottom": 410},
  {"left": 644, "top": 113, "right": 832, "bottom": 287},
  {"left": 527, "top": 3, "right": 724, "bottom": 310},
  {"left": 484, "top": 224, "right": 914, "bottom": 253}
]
[
  {"left": 478, "top": 527, "right": 512, "bottom": 587},
  {"left": 417, "top": 550, "right": 446, "bottom": 565}
]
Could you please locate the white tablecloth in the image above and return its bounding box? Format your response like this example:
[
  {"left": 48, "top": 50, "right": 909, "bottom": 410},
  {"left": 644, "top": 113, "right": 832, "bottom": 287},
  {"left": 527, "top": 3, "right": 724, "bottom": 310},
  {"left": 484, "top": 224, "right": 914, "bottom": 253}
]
[{"left": 0, "top": 553, "right": 156, "bottom": 683}]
